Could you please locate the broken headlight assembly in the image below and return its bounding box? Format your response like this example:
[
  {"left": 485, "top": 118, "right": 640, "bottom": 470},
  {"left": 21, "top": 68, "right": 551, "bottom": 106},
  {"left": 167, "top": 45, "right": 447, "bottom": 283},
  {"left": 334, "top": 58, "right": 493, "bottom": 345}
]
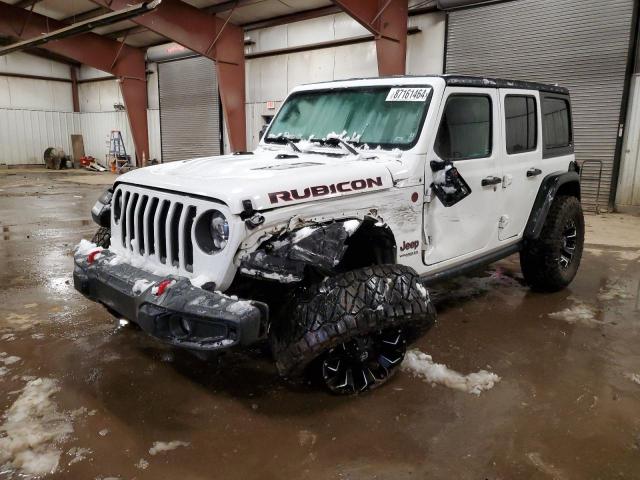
[
  {"left": 91, "top": 187, "right": 113, "bottom": 228},
  {"left": 195, "top": 210, "right": 229, "bottom": 253}
]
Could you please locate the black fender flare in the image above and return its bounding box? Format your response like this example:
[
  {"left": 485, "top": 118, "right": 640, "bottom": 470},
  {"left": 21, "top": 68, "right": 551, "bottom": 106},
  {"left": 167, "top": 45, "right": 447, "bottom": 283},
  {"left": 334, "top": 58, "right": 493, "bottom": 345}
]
[{"left": 524, "top": 170, "right": 580, "bottom": 240}]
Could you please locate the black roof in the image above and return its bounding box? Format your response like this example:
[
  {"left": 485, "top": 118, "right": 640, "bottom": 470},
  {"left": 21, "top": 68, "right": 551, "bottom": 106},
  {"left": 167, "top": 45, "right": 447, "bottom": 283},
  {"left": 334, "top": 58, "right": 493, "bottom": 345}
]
[
  {"left": 312, "top": 74, "right": 569, "bottom": 95},
  {"left": 441, "top": 75, "right": 569, "bottom": 95}
]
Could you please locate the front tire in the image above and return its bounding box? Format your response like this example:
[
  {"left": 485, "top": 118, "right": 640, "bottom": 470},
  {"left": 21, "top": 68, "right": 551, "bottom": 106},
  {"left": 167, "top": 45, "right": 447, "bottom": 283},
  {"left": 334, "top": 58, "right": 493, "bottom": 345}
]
[
  {"left": 520, "top": 195, "right": 584, "bottom": 292},
  {"left": 271, "top": 264, "right": 436, "bottom": 394}
]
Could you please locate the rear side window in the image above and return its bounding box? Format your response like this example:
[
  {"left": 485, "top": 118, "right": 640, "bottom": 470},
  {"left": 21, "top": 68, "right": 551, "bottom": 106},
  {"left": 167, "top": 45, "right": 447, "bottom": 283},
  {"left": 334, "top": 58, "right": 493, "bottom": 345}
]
[
  {"left": 542, "top": 96, "right": 572, "bottom": 155},
  {"left": 505, "top": 95, "right": 537, "bottom": 154},
  {"left": 434, "top": 95, "right": 492, "bottom": 161}
]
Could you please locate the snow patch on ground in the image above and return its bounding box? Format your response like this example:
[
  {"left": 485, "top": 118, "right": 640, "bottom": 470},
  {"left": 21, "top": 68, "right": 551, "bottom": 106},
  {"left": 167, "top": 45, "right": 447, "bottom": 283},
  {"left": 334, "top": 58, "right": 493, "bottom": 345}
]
[
  {"left": 148, "top": 440, "right": 190, "bottom": 455},
  {"left": 135, "top": 458, "right": 149, "bottom": 470},
  {"left": 401, "top": 350, "right": 501, "bottom": 395},
  {"left": 0, "top": 378, "right": 74, "bottom": 476},
  {"left": 548, "top": 301, "right": 601, "bottom": 326},
  {"left": 67, "top": 447, "right": 91, "bottom": 466},
  {"left": 2, "top": 312, "right": 37, "bottom": 332},
  {"left": 598, "top": 280, "right": 632, "bottom": 302},
  {"left": 0, "top": 353, "right": 21, "bottom": 366},
  {"left": 625, "top": 373, "right": 640, "bottom": 385}
]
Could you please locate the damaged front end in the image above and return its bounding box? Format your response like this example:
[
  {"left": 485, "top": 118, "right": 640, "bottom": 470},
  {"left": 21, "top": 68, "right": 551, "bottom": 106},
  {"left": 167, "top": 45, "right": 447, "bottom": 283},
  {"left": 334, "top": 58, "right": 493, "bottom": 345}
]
[
  {"left": 73, "top": 248, "right": 268, "bottom": 352},
  {"left": 237, "top": 219, "right": 361, "bottom": 283}
]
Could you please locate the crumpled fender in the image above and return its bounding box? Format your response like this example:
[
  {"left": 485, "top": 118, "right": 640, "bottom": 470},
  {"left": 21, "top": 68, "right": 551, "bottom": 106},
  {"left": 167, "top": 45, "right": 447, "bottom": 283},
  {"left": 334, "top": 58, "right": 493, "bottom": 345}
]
[{"left": 238, "top": 219, "right": 361, "bottom": 283}]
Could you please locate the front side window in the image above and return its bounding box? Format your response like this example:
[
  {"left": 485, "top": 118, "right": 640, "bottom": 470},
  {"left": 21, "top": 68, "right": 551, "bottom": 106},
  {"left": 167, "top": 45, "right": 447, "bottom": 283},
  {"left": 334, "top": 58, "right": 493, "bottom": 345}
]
[
  {"left": 542, "top": 97, "right": 572, "bottom": 149},
  {"left": 505, "top": 95, "right": 537, "bottom": 154},
  {"left": 434, "top": 95, "right": 492, "bottom": 161},
  {"left": 265, "top": 86, "right": 432, "bottom": 150}
]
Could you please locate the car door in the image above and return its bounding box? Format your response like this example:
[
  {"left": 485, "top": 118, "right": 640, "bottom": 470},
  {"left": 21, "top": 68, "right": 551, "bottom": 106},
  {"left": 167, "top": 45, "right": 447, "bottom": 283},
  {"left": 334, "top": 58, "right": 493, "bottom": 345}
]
[
  {"left": 423, "top": 87, "right": 502, "bottom": 266},
  {"left": 498, "top": 89, "right": 544, "bottom": 240}
]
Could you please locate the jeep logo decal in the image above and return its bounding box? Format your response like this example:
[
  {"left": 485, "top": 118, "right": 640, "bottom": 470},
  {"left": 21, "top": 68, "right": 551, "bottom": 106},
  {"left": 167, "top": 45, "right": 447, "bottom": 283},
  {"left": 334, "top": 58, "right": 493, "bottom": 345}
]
[
  {"left": 400, "top": 240, "right": 420, "bottom": 252},
  {"left": 268, "top": 177, "right": 383, "bottom": 204}
]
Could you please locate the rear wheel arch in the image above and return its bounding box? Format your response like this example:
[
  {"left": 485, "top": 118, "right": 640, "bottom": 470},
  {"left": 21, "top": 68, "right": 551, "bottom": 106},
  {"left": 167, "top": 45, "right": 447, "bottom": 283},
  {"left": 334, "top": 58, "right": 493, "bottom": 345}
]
[{"left": 524, "top": 170, "right": 581, "bottom": 241}]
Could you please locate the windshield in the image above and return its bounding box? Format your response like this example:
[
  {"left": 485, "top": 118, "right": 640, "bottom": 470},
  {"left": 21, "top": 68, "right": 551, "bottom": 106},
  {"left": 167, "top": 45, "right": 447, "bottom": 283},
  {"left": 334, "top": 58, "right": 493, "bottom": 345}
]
[{"left": 265, "top": 86, "right": 432, "bottom": 150}]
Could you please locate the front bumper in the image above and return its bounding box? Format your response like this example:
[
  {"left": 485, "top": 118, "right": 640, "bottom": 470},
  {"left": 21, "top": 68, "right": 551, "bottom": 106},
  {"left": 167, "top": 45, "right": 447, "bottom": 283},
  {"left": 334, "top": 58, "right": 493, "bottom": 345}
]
[{"left": 73, "top": 249, "right": 268, "bottom": 352}]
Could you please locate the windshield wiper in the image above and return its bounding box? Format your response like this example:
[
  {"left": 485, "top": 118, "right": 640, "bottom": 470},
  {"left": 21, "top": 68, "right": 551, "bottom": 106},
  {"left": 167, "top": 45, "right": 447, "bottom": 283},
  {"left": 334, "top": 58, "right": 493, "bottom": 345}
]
[
  {"left": 267, "top": 135, "right": 301, "bottom": 152},
  {"left": 309, "top": 137, "right": 360, "bottom": 156}
]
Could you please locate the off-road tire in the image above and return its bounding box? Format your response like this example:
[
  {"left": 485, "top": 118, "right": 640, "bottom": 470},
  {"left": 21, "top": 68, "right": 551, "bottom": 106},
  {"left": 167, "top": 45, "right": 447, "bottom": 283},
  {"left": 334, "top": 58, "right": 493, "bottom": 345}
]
[
  {"left": 271, "top": 264, "right": 436, "bottom": 383},
  {"left": 520, "top": 195, "right": 584, "bottom": 292},
  {"left": 91, "top": 226, "right": 111, "bottom": 249}
]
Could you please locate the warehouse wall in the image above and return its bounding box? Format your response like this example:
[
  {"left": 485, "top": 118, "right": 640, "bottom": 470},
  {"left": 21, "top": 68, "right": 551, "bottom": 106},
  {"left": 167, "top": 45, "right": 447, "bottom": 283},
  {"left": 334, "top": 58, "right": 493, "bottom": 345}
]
[
  {"left": 77, "top": 65, "right": 162, "bottom": 164},
  {"left": 0, "top": 52, "right": 78, "bottom": 165},
  {"left": 615, "top": 24, "right": 640, "bottom": 212}
]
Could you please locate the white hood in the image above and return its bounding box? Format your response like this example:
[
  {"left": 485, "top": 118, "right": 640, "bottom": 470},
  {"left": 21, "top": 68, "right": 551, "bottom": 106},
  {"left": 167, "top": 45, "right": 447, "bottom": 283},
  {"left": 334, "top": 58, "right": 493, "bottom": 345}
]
[{"left": 117, "top": 149, "right": 399, "bottom": 214}]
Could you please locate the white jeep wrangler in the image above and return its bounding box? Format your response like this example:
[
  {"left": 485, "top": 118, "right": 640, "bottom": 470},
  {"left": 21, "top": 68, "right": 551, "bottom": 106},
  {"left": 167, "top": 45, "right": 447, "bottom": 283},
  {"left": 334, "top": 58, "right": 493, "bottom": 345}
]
[{"left": 75, "top": 75, "right": 584, "bottom": 395}]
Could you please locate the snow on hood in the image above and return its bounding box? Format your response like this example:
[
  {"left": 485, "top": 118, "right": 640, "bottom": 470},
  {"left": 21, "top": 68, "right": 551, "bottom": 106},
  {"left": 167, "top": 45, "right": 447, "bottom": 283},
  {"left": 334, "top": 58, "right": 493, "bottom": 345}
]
[{"left": 117, "top": 149, "right": 398, "bottom": 214}]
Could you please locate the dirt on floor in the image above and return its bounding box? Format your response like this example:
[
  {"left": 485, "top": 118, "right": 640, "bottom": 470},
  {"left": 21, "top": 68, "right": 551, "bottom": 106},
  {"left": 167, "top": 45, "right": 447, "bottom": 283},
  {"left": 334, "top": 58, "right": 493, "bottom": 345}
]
[{"left": 0, "top": 170, "right": 639, "bottom": 479}]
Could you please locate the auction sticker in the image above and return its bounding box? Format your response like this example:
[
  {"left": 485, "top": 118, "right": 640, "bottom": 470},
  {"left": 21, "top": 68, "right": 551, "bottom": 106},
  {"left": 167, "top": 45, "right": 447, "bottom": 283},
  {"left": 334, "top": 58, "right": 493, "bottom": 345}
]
[{"left": 386, "top": 87, "right": 431, "bottom": 102}]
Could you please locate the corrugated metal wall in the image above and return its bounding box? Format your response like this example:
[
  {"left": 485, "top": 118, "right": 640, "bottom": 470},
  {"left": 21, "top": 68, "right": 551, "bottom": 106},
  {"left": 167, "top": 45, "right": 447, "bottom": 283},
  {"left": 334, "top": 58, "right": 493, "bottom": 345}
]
[
  {"left": 0, "top": 108, "right": 161, "bottom": 166},
  {"left": 445, "top": 0, "right": 635, "bottom": 210},
  {"left": 616, "top": 75, "right": 640, "bottom": 210},
  {"left": 158, "top": 56, "right": 221, "bottom": 162},
  {"left": 0, "top": 109, "right": 80, "bottom": 164}
]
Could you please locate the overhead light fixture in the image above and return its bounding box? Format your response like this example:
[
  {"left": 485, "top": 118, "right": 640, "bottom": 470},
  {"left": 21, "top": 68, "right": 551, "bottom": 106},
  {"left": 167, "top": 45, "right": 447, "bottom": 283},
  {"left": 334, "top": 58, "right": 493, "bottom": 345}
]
[{"left": 0, "top": 1, "right": 162, "bottom": 57}]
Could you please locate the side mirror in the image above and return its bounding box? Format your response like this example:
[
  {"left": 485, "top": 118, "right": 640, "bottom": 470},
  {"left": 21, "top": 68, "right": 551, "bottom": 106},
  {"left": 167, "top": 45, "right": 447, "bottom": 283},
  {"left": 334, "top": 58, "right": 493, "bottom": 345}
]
[
  {"left": 430, "top": 160, "right": 472, "bottom": 207},
  {"left": 259, "top": 124, "right": 269, "bottom": 140}
]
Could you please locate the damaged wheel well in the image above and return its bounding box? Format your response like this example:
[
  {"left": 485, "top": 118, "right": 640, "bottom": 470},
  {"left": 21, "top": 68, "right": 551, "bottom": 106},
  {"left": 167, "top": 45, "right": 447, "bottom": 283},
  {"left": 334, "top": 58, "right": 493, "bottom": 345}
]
[{"left": 339, "top": 220, "right": 396, "bottom": 271}]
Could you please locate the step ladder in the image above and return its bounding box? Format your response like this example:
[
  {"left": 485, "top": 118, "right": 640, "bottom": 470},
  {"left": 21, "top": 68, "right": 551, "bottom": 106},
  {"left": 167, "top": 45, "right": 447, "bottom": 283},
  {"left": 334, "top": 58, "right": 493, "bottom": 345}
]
[{"left": 106, "top": 130, "right": 131, "bottom": 173}]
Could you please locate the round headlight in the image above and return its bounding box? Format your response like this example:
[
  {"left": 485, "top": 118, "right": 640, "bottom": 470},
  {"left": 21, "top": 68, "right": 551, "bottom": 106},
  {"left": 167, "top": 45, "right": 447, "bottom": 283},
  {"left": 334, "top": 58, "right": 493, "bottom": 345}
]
[
  {"left": 210, "top": 211, "right": 229, "bottom": 250},
  {"left": 195, "top": 210, "right": 230, "bottom": 254}
]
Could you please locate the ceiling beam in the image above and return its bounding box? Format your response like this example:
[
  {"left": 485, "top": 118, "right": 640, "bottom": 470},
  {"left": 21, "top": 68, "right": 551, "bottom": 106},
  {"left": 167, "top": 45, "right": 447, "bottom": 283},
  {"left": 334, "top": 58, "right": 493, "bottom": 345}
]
[
  {"left": 13, "top": 0, "right": 43, "bottom": 7},
  {"left": 0, "top": 37, "right": 79, "bottom": 65},
  {"left": 332, "top": 0, "right": 408, "bottom": 75},
  {"left": 0, "top": 2, "right": 162, "bottom": 57},
  {"left": 91, "top": 0, "right": 247, "bottom": 152}
]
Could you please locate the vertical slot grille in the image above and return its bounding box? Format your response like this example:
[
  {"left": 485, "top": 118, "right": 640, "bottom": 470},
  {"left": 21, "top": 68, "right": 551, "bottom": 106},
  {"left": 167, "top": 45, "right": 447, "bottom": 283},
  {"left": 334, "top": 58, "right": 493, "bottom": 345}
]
[
  {"left": 114, "top": 187, "right": 207, "bottom": 277},
  {"left": 127, "top": 193, "right": 139, "bottom": 250},
  {"left": 136, "top": 195, "right": 148, "bottom": 254},
  {"left": 157, "top": 200, "right": 170, "bottom": 264},
  {"left": 120, "top": 191, "right": 130, "bottom": 247},
  {"left": 146, "top": 197, "right": 159, "bottom": 256},
  {"left": 169, "top": 203, "right": 184, "bottom": 267},
  {"left": 183, "top": 206, "right": 197, "bottom": 272}
]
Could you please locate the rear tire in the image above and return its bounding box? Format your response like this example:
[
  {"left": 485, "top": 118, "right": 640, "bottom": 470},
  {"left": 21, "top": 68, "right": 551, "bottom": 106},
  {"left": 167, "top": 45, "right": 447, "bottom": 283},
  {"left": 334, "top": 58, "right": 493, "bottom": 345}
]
[
  {"left": 271, "top": 264, "right": 436, "bottom": 394},
  {"left": 520, "top": 195, "right": 584, "bottom": 292},
  {"left": 91, "top": 226, "right": 111, "bottom": 249}
]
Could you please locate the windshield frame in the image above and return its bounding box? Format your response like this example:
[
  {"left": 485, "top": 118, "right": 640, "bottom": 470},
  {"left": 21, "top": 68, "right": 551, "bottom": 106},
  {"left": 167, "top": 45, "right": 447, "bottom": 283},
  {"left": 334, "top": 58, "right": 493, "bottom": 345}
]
[{"left": 263, "top": 84, "right": 434, "bottom": 151}]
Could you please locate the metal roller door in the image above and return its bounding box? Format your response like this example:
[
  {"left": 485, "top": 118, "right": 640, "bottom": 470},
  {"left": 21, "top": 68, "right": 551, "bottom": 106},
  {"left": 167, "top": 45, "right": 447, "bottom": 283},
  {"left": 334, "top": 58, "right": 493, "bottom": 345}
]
[
  {"left": 445, "top": 0, "right": 636, "bottom": 210},
  {"left": 158, "top": 56, "right": 222, "bottom": 163}
]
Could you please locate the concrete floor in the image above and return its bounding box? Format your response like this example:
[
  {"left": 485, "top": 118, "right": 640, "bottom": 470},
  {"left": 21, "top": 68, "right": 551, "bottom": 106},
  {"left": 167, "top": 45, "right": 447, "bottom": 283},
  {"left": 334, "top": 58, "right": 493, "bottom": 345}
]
[{"left": 1, "top": 169, "right": 640, "bottom": 479}]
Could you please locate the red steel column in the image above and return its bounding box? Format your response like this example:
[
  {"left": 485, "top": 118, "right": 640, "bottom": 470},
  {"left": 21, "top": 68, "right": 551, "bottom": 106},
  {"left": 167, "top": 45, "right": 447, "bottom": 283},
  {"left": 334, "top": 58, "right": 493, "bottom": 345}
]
[
  {"left": 0, "top": 2, "right": 149, "bottom": 165},
  {"left": 91, "top": 0, "right": 247, "bottom": 152},
  {"left": 332, "top": 0, "right": 408, "bottom": 76},
  {"left": 70, "top": 66, "right": 80, "bottom": 113}
]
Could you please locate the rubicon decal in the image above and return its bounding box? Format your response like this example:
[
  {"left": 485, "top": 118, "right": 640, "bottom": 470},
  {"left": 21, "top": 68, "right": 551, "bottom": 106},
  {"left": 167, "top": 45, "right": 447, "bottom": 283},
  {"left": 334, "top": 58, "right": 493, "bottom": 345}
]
[{"left": 268, "top": 177, "right": 384, "bottom": 204}]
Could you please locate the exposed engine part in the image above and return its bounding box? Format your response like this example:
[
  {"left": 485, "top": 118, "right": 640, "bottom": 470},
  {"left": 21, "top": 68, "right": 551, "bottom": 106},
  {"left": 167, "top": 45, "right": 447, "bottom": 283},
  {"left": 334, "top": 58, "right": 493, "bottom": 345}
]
[{"left": 239, "top": 220, "right": 361, "bottom": 283}]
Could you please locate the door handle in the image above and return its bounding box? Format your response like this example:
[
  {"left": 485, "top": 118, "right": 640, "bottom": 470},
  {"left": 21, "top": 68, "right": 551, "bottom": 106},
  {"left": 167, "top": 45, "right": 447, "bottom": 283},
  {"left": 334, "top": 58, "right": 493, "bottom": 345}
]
[
  {"left": 526, "top": 168, "right": 542, "bottom": 178},
  {"left": 481, "top": 176, "right": 502, "bottom": 187}
]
